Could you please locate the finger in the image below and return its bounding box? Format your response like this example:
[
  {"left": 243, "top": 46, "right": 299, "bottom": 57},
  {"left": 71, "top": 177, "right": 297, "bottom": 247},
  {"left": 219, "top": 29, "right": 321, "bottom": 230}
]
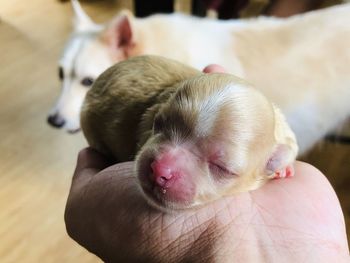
[
  {"left": 203, "top": 64, "right": 227, "bottom": 74},
  {"left": 73, "top": 147, "right": 112, "bottom": 181}
]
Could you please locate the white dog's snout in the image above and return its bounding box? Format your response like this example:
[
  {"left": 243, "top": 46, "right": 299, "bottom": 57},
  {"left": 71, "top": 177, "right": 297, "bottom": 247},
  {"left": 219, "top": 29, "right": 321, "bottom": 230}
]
[{"left": 47, "top": 113, "right": 66, "bottom": 128}]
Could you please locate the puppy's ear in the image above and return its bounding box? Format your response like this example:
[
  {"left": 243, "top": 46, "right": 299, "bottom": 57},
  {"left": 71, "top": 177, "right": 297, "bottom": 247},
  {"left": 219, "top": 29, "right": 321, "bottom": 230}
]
[
  {"left": 102, "top": 10, "right": 135, "bottom": 57},
  {"left": 265, "top": 105, "right": 298, "bottom": 178}
]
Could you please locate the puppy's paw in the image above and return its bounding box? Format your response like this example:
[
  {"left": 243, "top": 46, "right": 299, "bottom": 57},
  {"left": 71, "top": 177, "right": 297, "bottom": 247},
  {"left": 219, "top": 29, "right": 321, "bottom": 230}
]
[{"left": 273, "top": 165, "right": 294, "bottom": 179}]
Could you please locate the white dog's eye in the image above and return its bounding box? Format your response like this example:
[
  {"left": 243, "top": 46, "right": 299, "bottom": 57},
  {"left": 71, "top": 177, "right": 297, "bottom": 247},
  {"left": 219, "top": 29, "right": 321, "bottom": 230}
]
[
  {"left": 81, "top": 77, "right": 94, "bottom": 87},
  {"left": 58, "top": 67, "right": 64, "bottom": 80}
]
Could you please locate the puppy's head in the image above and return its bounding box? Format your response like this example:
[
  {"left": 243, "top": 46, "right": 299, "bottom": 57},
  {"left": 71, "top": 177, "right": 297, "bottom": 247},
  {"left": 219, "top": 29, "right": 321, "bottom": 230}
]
[{"left": 136, "top": 74, "right": 298, "bottom": 211}]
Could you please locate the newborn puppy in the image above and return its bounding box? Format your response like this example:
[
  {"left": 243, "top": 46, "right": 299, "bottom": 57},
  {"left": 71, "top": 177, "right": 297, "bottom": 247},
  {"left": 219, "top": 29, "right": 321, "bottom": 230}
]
[{"left": 81, "top": 55, "right": 298, "bottom": 211}]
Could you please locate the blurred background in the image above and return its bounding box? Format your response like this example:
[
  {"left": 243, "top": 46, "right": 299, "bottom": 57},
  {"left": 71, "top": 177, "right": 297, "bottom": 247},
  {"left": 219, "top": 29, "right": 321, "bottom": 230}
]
[{"left": 0, "top": 0, "right": 349, "bottom": 262}]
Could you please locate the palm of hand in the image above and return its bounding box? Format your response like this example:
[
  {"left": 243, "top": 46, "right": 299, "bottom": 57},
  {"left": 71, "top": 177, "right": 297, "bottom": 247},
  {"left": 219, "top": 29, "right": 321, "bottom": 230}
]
[{"left": 66, "top": 150, "right": 349, "bottom": 262}]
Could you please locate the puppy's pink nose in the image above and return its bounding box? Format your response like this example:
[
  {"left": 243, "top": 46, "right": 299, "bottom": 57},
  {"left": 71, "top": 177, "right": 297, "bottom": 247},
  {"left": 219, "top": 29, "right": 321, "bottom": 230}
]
[{"left": 150, "top": 161, "right": 175, "bottom": 187}]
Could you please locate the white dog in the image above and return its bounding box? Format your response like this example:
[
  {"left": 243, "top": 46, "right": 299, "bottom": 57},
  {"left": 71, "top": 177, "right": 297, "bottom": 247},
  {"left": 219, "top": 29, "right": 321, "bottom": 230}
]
[{"left": 48, "top": 0, "right": 350, "bottom": 155}]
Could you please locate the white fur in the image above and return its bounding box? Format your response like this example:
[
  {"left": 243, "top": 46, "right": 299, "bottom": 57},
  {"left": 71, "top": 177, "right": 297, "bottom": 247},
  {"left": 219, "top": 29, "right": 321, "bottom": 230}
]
[
  {"left": 71, "top": 0, "right": 102, "bottom": 32},
  {"left": 133, "top": 14, "right": 245, "bottom": 75},
  {"left": 52, "top": 32, "right": 112, "bottom": 131},
  {"left": 195, "top": 83, "right": 247, "bottom": 137},
  {"left": 50, "top": 2, "right": 350, "bottom": 154}
]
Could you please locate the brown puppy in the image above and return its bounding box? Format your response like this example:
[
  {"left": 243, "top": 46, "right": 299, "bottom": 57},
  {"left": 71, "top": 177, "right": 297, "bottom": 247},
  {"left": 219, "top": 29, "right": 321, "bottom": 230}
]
[{"left": 81, "top": 56, "right": 298, "bottom": 211}]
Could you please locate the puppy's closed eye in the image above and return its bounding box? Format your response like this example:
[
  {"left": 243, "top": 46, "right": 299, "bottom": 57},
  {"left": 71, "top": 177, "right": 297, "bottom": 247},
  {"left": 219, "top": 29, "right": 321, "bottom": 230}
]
[{"left": 208, "top": 162, "right": 238, "bottom": 181}]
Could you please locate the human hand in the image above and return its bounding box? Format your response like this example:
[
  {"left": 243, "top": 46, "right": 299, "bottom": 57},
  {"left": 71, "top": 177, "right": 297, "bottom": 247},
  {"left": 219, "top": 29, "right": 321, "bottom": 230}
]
[
  {"left": 65, "top": 65, "right": 349, "bottom": 262},
  {"left": 65, "top": 147, "right": 349, "bottom": 262}
]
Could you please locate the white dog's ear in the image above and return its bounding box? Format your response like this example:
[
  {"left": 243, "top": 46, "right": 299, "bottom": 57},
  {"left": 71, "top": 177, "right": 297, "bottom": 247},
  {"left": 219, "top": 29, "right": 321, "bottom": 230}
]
[
  {"left": 71, "top": 0, "right": 101, "bottom": 32},
  {"left": 103, "top": 10, "right": 135, "bottom": 55}
]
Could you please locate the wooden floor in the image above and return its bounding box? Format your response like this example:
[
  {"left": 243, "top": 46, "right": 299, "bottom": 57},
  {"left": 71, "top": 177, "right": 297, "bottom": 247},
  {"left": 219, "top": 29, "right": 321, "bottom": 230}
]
[
  {"left": 0, "top": 1, "right": 127, "bottom": 262},
  {"left": 0, "top": 1, "right": 349, "bottom": 262}
]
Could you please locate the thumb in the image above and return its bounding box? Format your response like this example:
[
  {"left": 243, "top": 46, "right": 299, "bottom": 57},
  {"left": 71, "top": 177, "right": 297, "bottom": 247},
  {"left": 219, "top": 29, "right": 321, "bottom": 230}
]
[
  {"left": 73, "top": 147, "right": 113, "bottom": 182},
  {"left": 203, "top": 64, "right": 227, "bottom": 74}
]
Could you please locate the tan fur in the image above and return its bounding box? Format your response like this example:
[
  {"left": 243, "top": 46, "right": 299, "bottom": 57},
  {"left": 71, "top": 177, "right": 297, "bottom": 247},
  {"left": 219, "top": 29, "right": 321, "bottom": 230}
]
[
  {"left": 81, "top": 56, "right": 199, "bottom": 161},
  {"left": 81, "top": 56, "right": 298, "bottom": 210}
]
